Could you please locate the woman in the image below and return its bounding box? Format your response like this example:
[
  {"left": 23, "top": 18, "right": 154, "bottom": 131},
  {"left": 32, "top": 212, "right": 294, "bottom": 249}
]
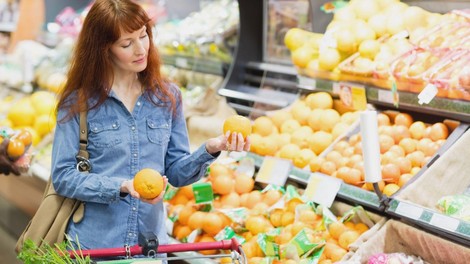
[{"left": 51, "top": 0, "right": 249, "bottom": 255}]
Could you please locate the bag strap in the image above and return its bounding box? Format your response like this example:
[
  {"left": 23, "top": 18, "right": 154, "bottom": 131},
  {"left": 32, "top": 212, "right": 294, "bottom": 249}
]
[{"left": 76, "top": 111, "right": 91, "bottom": 172}]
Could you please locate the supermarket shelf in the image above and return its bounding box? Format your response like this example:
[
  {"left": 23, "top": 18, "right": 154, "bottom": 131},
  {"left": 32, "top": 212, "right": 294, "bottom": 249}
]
[
  {"left": 161, "top": 54, "right": 228, "bottom": 76},
  {"left": 219, "top": 85, "right": 297, "bottom": 108},
  {"left": 296, "top": 75, "right": 470, "bottom": 123},
  {"left": 387, "top": 199, "right": 470, "bottom": 247},
  {"left": 246, "top": 152, "right": 383, "bottom": 211}
]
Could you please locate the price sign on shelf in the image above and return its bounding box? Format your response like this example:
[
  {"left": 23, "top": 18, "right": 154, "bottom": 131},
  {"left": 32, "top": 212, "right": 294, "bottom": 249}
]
[
  {"left": 395, "top": 201, "right": 423, "bottom": 220},
  {"left": 430, "top": 213, "right": 460, "bottom": 233},
  {"left": 298, "top": 76, "right": 317, "bottom": 90},
  {"left": 255, "top": 157, "right": 292, "bottom": 187},
  {"left": 303, "top": 172, "right": 342, "bottom": 208},
  {"left": 334, "top": 82, "right": 367, "bottom": 110},
  {"left": 175, "top": 57, "right": 189, "bottom": 68}
]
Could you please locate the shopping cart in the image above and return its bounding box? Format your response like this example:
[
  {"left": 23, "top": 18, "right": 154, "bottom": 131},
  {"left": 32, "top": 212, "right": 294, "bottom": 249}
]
[{"left": 69, "top": 232, "right": 247, "bottom": 263}]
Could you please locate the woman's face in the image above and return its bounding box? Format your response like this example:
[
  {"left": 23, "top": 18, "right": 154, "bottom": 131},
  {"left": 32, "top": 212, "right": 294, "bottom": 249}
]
[{"left": 110, "top": 26, "right": 149, "bottom": 74}]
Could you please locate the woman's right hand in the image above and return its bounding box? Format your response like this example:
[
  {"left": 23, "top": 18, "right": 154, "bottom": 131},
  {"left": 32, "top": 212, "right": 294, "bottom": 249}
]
[{"left": 0, "top": 139, "right": 20, "bottom": 176}]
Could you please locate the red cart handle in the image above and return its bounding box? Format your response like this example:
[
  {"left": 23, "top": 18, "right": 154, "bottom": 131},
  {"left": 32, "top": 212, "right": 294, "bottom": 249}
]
[{"left": 70, "top": 238, "right": 241, "bottom": 259}]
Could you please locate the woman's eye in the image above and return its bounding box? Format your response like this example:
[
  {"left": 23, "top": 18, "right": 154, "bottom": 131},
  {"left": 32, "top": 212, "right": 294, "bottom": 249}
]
[
  {"left": 122, "top": 42, "right": 131, "bottom": 48},
  {"left": 140, "top": 34, "right": 148, "bottom": 39}
]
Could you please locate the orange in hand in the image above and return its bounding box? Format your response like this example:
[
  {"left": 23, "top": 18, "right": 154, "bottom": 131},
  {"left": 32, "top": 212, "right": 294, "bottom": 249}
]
[
  {"left": 7, "top": 139, "right": 25, "bottom": 160},
  {"left": 223, "top": 115, "right": 252, "bottom": 143},
  {"left": 133, "top": 168, "right": 164, "bottom": 199},
  {"left": 13, "top": 129, "right": 32, "bottom": 148}
]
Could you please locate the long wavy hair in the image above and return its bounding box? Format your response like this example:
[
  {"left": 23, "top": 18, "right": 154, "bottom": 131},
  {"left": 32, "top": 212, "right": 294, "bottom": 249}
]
[{"left": 57, "top": 0, "right": 175, "bottom": 120}]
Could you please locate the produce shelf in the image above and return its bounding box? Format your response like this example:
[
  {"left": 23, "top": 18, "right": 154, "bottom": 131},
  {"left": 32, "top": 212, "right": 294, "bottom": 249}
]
[
  {"left": 166, "top": 237, "right": 218, "bottom": 264},
  {"left": 297, "top": 75, "right": 470, "bottom": 123},
  {"left": 161, "top": 54, "right": 228, "bottom": 76},
  {"left": 386, "top": 199, "right": 470, "bottom": 247}
]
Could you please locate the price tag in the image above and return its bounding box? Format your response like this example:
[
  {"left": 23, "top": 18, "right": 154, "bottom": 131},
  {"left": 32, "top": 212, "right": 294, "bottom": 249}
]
[
  {"left": 192, "top": 182, "right": 213, "bottom": 204},
  {"left": 303, "top": 173, "right": 341, "bottom": 208},
  {"left": 175, "top": 57, "right": 189, "bottom": 68},
  {"left": 418, "top": 83, "right": 438, "bottom": 105},
  {"left": 395, "top": 201, "right": 423, "bottom": 220},
  {"left": 378, "top": 89, "right": 394, "bottom": 104},
  {"left": 430, "top": 213, "right": 460, "bottom": 232},
  {"left": 298, "top": 76, "right": 317, "bottom": 90},
  {"left": 255, "top": 157, "right": 292, "bottom": 187},
  {"left": 337, "top": 82, "right": 367, "bottom": 110}
]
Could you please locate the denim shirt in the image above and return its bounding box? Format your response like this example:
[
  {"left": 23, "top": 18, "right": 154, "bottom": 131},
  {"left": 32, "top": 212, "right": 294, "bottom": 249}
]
[{"left": 51, "top": 86, "right": 217, "bottom": 250}]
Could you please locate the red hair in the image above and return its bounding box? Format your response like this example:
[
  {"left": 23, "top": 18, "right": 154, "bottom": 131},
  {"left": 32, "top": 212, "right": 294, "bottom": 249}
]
[{"left": 57, "top": 0, "right": 175, "bottom": 119}]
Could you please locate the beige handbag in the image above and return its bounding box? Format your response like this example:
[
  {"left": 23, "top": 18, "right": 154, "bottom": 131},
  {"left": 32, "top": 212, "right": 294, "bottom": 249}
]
[{"left": 16, "top": 111, "right": 90, "bottom": 252}]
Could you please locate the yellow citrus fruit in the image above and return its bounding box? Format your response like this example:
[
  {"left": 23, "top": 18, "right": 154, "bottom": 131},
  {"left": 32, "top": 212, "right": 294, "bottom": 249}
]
[
  {"left": 305, "top": 92, "right": 333, "bottom": 109},
  {"left": 383, "top": 183, "right": 400, "bottom": 196},
  {"left": 223, "top": 115, "right": 252, "bottom": 142},
  {"left": 133, "top": 168, "right": 164, "bottom": 199},
  {"left": 252, "top": 116, "right": 275, "bottom": 137}
]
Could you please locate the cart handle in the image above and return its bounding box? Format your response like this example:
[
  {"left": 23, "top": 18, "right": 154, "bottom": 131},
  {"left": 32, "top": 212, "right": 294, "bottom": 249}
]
[{"left": 69, "top": 238, "right": 242, "bottom": 259}]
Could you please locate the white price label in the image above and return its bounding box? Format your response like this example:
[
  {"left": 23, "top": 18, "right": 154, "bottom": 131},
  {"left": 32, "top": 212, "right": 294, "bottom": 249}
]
[
  {"left": 395, "top": 201, "right": 423, "bottom": 220},
  {"left": 175, "top": 57, "right": 189, "bottom": 68},
  {"left": 430, "top": 213, "right": 460, "bottom": 232},
  {"left": 418, "top": 83, "right": 438, "bottom": 105},
  {"left": 255, "top": 157, "right": 292, "bottom": 187},
  {"left": 378, "top": 89, "right": 394, "bottom": 104},
  {"left": 298, "top": 76, "right": 317, "bottom": 90},
  {"left": 303, "top": 173, "right": 341, "bottom": 208}
]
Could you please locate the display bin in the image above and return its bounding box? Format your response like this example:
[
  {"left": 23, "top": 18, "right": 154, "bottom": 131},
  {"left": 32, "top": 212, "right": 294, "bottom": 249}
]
[
  {"left": 386, "top": 128, "right": 470, "bottom": 247},
  {"left": 342, "top": 219, "right": 470, "bottom": 264}
]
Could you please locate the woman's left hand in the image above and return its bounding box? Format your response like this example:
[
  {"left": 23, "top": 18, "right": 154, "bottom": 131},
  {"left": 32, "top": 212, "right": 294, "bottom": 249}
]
[{"left": 205, "top": 131, "right": 251, "bottom": 155}]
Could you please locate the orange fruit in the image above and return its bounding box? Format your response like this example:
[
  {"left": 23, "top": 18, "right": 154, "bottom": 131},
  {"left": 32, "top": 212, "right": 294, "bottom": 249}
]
[
  {"left": 220, "top": 192, "right": 240, "bottom": 208},
  {"left": 394, "top": 113, "right": 413, "bottom": 127},
  {"left": 212, "top": 175, "right": 233, "bottom": 195},
  {"left": 269, "top": 209, "right": 283, "bottom": 227},
  {"left": 245, "top": 216, "right": 267, "bottom": 235},
  {"left": 246, "top": 191, "right": 263, "bottom": 209},
  {"left": 6, "top": 139, "right": 25, "bottom": 160},
  {"left": 252, "top": 116, "right": 275, "bottom": 137},
  {"left": 381, "top": 163, "right": 401, "bottom": 183},
  {"left": 263, "top": 189, "right": 282, "bottom": 206},
  {"left": 377, "top": 113, "right": 391, "bottom": 126},
  {"left": 133, "top": 169, "right": 164, "bottom": 199},
  {"left": 338, "top": 230, "right": 360, "bottom": 249},
  {"left": 209, "top": 163, "right": 231, "bottom": 178},
  {"left": 383, "top": 183, "right": 400, "bottom": 196},
  {"left": 354, "top": 223, "right": 369, "bottom": 234},
  {"left": 409, "top": 121, "right": 426, "bottom": 139},
  {"left": 305, "top": 92, "right": 333, "bottom": 109},
  {"left": 175, "top": 225, "right": 192, "bottom": 240},
  {"left": 178, "top": 205, "right": 195, "bottom": 225},
  {"left": 223, "top": 115, "right": 252, "bottom": 142},
  {"left": 13, "top": 129, "right": 32, "bottom": 148},
  {"left": 270, "top": 111, "right": 292, "bottom": 129},
  {"left": 170, "top": 193, "right": 189, "bottom": 205},
  {"left": 188, "top": 211, "right": 206, "bottom": 230},
  {"left": 281, "top": 211, "right": 295, "bottom": 226},
  {"left": 234, "top": 174, "right": 254, "bottom": 194},
  {"left": 328, "top": 222, "right": 347, "bottom": 240},
  {"left": 429, "top": 122, "right": 449, "bottom": 141},
  {"left": 398, "top": 173, "right": 413, "bottom": 187},
  {"left": 202, "top": 213, "right": 224, "bottom": 236}
]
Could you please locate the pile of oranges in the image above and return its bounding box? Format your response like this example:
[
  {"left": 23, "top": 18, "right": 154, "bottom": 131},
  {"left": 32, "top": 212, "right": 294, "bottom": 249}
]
[
  {"left": 248, "top": 92, "right": 360, "bottom": 169},
  {"left": 165, "top": 162, "right": 372, "bottom": 263},
  {"left": 310, "top": 112, "right": 449, "bottom": 196}
]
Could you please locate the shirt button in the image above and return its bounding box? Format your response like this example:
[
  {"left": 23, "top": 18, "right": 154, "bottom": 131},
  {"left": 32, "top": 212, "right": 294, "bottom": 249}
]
[
  {"left": 137, "top": 102, "right": 141, "bottom": 106},
  {"left": 112, "top": 124, "right": 117, "bottom": 128},
  {"left": 128, "top": 233, "right": 132, "bottom": 237},
  {"left": 93, "top": 127, "right": 98, "bottom": 131},
  {"left": 131, "top": 126, "right": 135, "bottom": 130},
  {"left": 132, "top": 207, "right": 136, "bottom": 211},
  {"left": 133, "top": 153, "right": 137, "bottom": 157}
]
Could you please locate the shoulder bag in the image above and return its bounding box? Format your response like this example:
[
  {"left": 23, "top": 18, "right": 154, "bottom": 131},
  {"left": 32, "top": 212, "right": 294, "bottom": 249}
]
[{"left": 16, "top": 111, "right": 90, "bottom": 252}]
